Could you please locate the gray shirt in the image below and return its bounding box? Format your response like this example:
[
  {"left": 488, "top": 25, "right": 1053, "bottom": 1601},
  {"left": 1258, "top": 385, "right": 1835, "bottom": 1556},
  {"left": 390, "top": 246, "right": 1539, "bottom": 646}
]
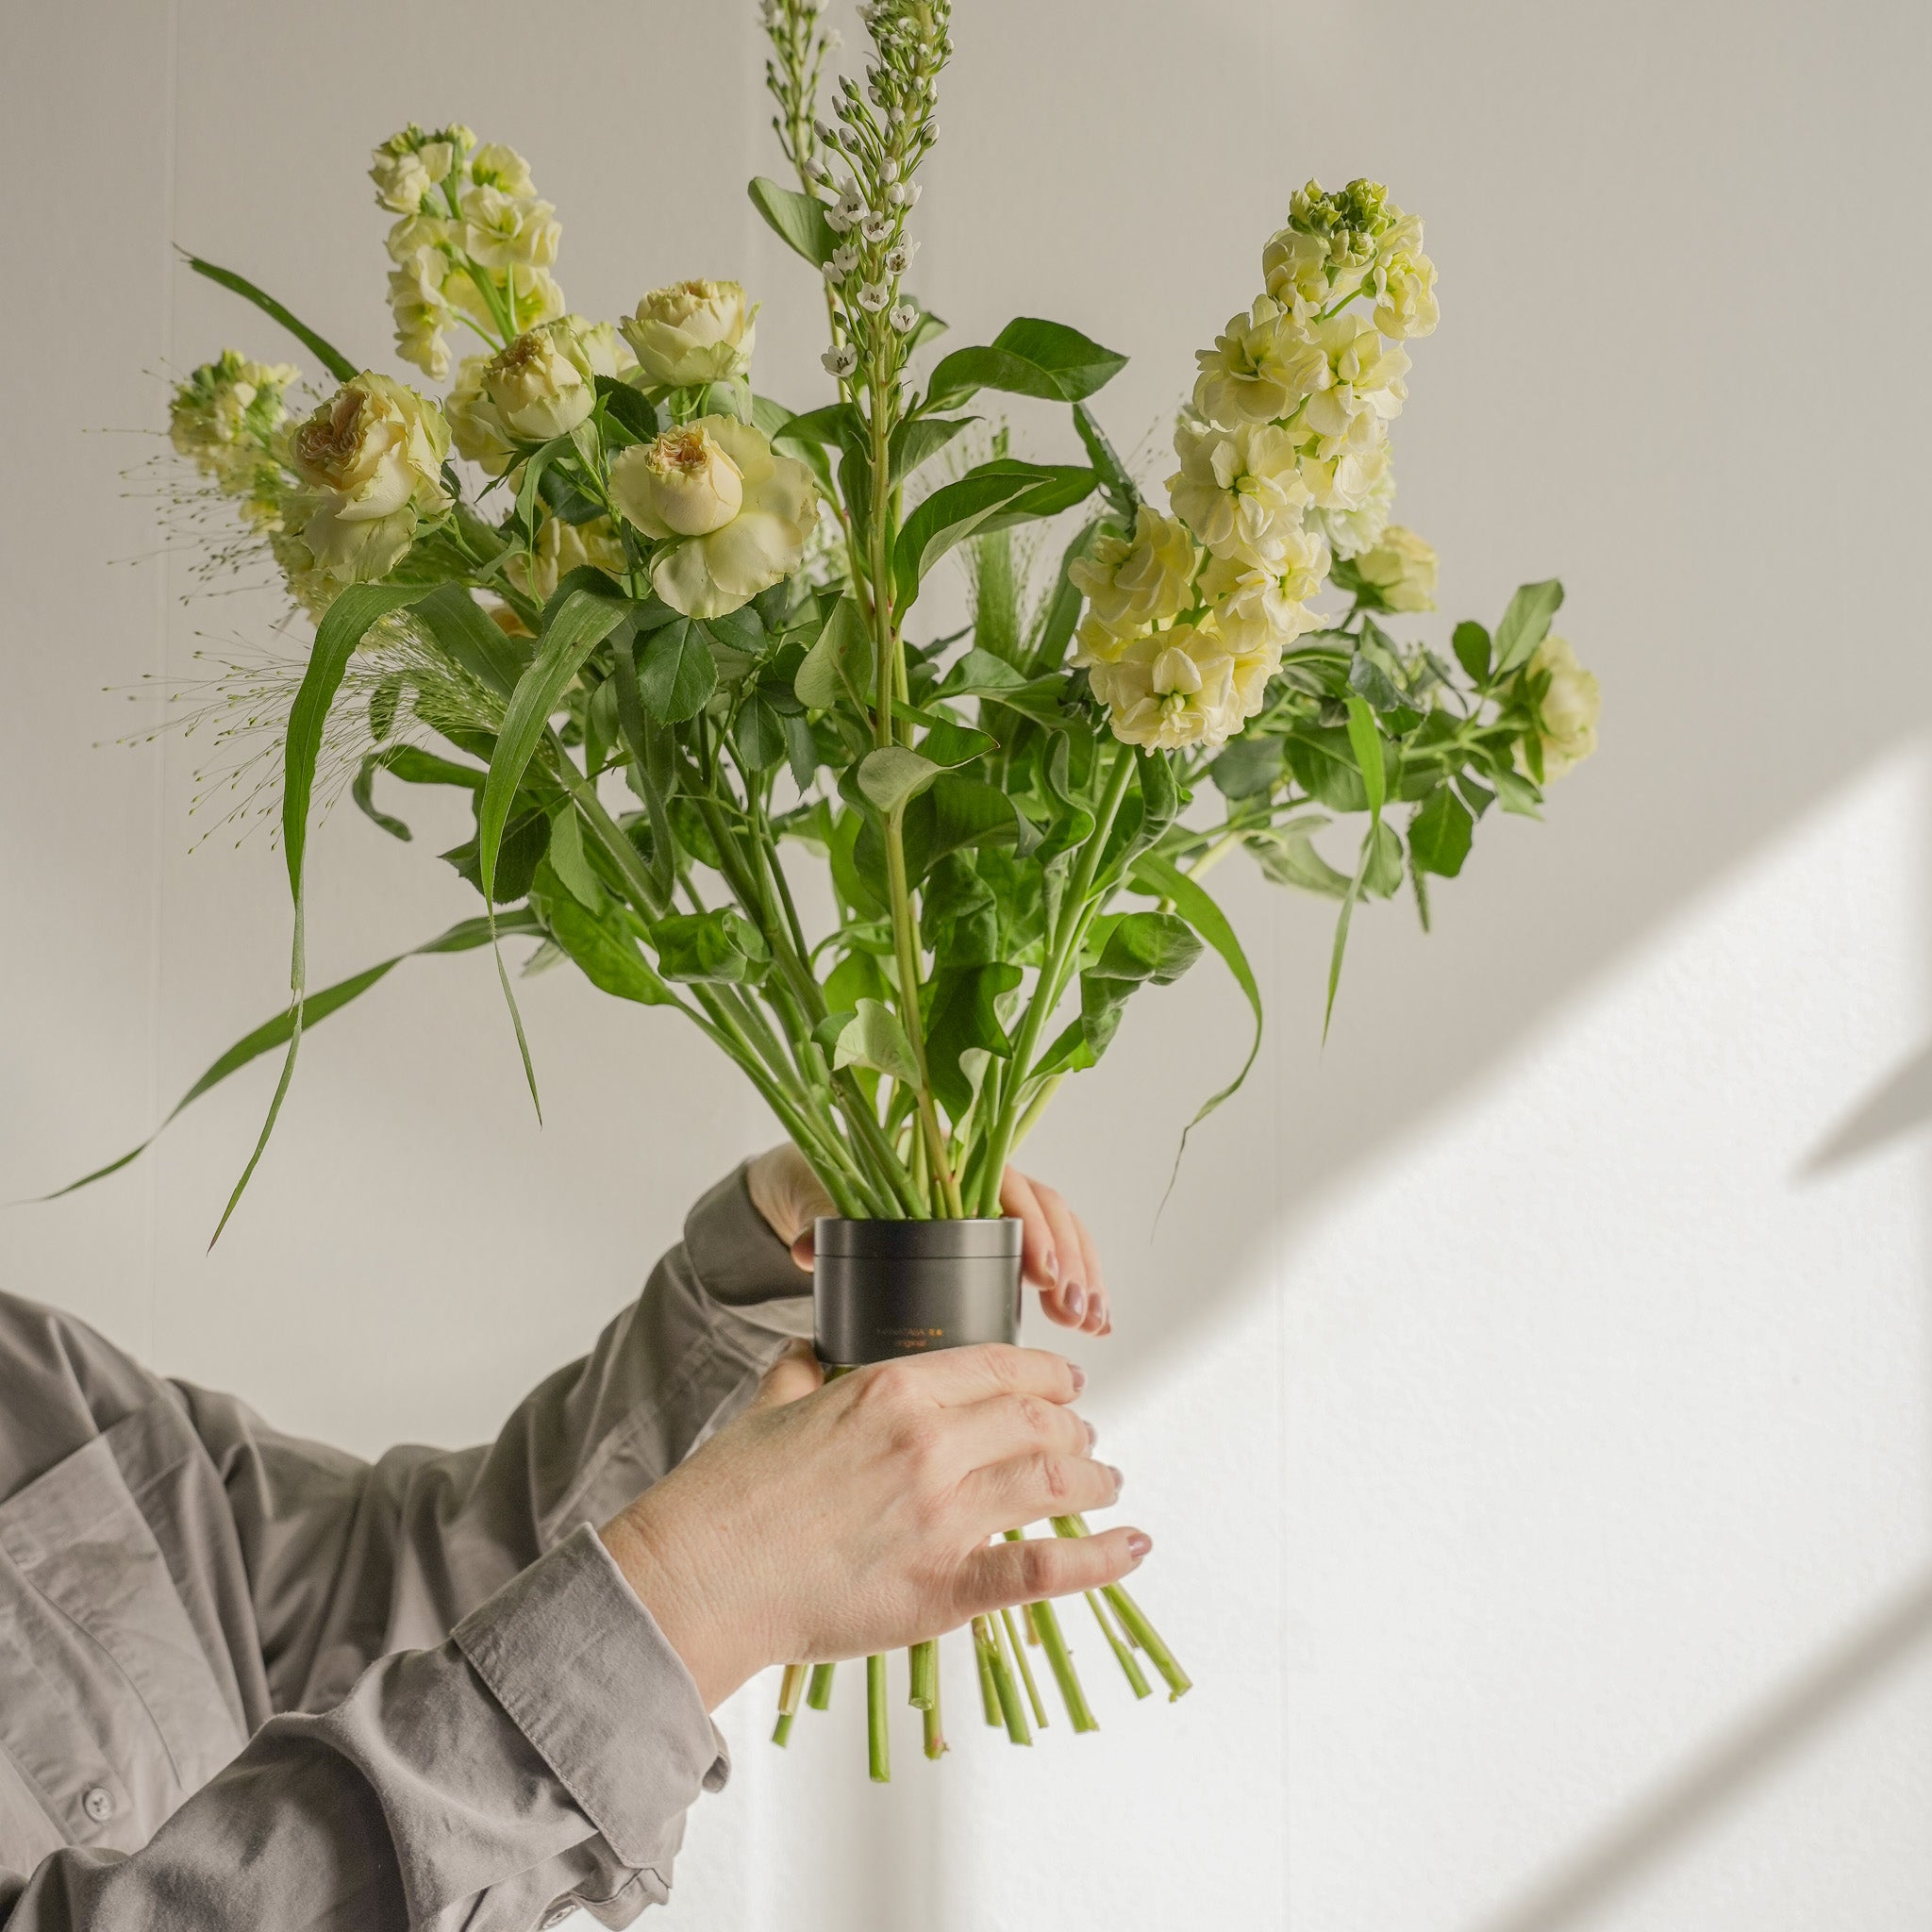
[{"left": 0, "top": 1164, "right": 810, "bottom": 1930}]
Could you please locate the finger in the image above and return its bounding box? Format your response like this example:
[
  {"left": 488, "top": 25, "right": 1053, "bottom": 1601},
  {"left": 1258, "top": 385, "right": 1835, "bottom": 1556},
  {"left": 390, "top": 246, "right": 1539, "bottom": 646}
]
[
  {"left": 749, "top": 1341, "right": 824, "bottom": 1409},
  {"left": 941, "top": 1391, "right": 1094, "bottom": 1473},
  {"left": 998, "top": 1169, "right": 1058, "bottom": 1295},
  {"left": 956, "top": 1451, "right": 1122, "bottom": 1533},
  {"left": 1028, "top": 1180, "right": 1090, "bottom": 1327},
  {"left": 953, "top": 1524, "right": 1151, "bottom": 1622},
  {"left": 789, "top": 1229, "right": 816, "bottom": 1272},
  {"left": 858, "top": 1342, "right": 1083, "bottom": 1410},
  {"left": 1071, "top": 1209, "right": 1108, "bottom": 1334}
]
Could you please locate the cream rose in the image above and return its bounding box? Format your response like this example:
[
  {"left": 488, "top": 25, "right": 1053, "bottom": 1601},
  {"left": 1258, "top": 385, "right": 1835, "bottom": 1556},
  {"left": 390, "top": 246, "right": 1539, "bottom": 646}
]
[
  {"left": 608, "top": 415, "right": 817, "bottom": 619},
  {"left": 1168, "top": 415, "right": 1312, "bottom": 574},
  {"left": 285, "top": 372, "right": 450, "bottom": 583},
  {"left": 1085, "top": 617, "right": 1276, "bottom": 753},
  {"left": 482, "top": 325, "right": 593, "bottom": 441},
  {"left": 1525, "top": 635, "right": 1600, "bottom": 777},
  {"left": 505, "top": 514, "right": 628, "bottom": 605},
  {"left": 1352, "top": 524, "right": 1437, "bottom": 611},
  {"left": 1068, "top": 507, "right": 1199, "bottom": 641},
  {"left": 443, "top": 356, "right": 516, "bottom": 475},
  {"left": 621, "top": 280, "right": 758, "bottom": 388}
]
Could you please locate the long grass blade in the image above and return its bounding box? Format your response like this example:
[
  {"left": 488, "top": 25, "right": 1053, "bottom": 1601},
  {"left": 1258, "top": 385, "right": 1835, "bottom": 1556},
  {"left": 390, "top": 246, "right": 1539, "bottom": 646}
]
[
  {"left": 183, "top": 254, "right": 358, "bottom": 384},
  {"left": 210, "top": 584, "right": 425, "bottom": 1245}
]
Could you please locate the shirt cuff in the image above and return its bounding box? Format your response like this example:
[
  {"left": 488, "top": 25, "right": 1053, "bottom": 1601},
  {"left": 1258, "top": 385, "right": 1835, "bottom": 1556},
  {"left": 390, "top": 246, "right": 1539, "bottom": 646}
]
[
  {"left": 454, "top": 1524, "right": 727, "bottom": 1873},
  {"left": 683, "top": 1161, "right": 814, "bottom": 1308}
]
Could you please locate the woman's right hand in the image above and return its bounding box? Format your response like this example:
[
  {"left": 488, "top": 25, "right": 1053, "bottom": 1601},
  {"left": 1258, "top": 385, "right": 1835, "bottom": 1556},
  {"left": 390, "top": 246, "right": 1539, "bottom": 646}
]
[{"left": 598, "top": 1341, "right": 1148, "bottom": 1710}]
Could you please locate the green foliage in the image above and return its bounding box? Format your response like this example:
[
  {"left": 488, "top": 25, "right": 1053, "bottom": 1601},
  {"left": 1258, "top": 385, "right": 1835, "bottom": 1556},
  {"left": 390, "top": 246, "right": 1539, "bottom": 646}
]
[{"left": 926, "top": 318, "right": 1127, "bottom": 409}]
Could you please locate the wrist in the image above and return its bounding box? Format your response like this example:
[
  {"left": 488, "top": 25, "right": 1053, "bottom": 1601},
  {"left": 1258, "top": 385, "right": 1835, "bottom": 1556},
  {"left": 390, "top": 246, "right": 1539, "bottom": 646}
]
[{"left": 598, "top": 1502, "right": 769, "bottom": 1712}]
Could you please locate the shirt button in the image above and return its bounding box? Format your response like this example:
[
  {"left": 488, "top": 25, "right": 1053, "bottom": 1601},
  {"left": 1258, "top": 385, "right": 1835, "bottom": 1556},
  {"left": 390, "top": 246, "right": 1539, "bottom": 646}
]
[
  {"left": 540, "top": 1905, "right": 577, "bottom": 1928},
  {"left": 82, "top": 1787, "right": 115, "bottom": 1824}
]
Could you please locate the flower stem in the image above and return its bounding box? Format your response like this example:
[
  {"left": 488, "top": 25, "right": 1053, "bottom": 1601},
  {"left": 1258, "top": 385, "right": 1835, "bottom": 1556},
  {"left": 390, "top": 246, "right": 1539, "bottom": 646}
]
[
  {"left": 908, "top": 1638, "right": 938, "bottom": 1710},
  {"left": 866, "top": 1654, "right": 891, "bottom": 1782},
  {"left": 1031, "top": 1595, "right": 1100, "bottom": 1732},
  {"left": 807, "top": 1660, "right": 837, "bottom": 1711},
  {"left": 973, "top": 1615, "right": 1002, "bottom": 1725},
  {"left": 986, "top": 1607, "right": 1033, "bottom": 1745},
  {"left": 923, "top": 1679, "right": 947, "bottom": 1760},
  {"left": 1001, "top": 1606, "right": 1049, "bottom": 1728},
  {"left": 772, "top": 1661, "right": 808, "bottom": 1746},
  {"left": 1084, "top": 1588, "right": 1151, "bottom": 1699},
  {"left": 1054, "top": 1513, "right": 1191, "bottom": 1701}
]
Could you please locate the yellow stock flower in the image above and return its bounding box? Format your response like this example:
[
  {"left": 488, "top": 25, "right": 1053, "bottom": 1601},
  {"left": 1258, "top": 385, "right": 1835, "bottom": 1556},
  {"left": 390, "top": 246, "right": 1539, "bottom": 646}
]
[
  {"left": 1352, "top": 525, "right": 1437, "bottom": 611},
  {"left": 1068, "top": 507, "right": 1199, "bottom": 641},
  {"left": 1168, "top": 416, "right": 1311, "bottom": 574}
]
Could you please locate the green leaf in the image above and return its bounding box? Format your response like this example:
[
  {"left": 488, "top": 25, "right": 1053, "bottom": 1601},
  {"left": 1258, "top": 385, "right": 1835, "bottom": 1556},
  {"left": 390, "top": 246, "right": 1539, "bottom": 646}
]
[
  {"left": 546, "top": 802, "right": 602, "bottom": 906},
  {"left": 184, "top": 255, "right": 358, "bottom": 384},
  {"left": 1452, "top": 619, "right": 1492, "bottom": 685},
  {"left": 1245, "top": 816, "right": 1351, "bottom": 898},
  {"left": 595, "top": 374, "right": 660, "bottom": 443},
  {"left": 734, "top": 687, "right": 790, "bottom": 770},
  {"left": 476, "top": 587, "right": 630, "bottom": 1111},
  {"left": 1348, "top": 650, "right": 1407, "bottom": 714},
  {"left": 651, "top": 908, "right": 771, "bottom": 984},
  {"left": 902, "top": 774, "right": 1029, "bottom": 880},
  {"left": 210, "top": 582, "right": 427, "bottom": 1244},
  {"left": 1409, "top": 785, "right": 1474, "bottom": 877},
  {"left": 529, "top": 860, "right": 679, "bottom": 1007},
  {"left": 748, "top": 175, "right": 837, "bottom": 266},
  {"left": 891, "top": 413, "right": 977, "bottom": 485},
  {"left": 829, "top": 997, "right": 920, "bottom": 1085},
  {"left": 638, "top": 616, "right": 719, "bottom": 723},
  {"left": 924, "top": 963, "right": 1023, "bottom": 1119},
  {"left": 351, "top": 758, "right": 411, "bottom": 841},
  {"left": 1071, "top": 403, "right": 1141, "bottom": 522},
  {"left": 795, "top": 594, "right": 872, "bottom": 710},
  {"left": 1132, "top": 852, "right": 1265, "bottom": 1186},
  {"left": 926, "top": 317, "right": 1127, "bottom": 408},
  {"left": 1210, "top": 736, "right": 1282, "bottom": 801},
  {"left": 1362, "top": 818, "right": 1405, "bottom": 898},
  {"left": 1090, "top": 909, "right": 1203, "bottom": 988},
  {"left": 857, "top": 744, "right": 948, "bottom": 815},
  {"left": 413, "top": 582, "right": 530, "bottom": 698},
  {"left": 893, "top": 460, "right": 1098, "bottom": 607},
  {"left": 1343, "top": 696, "right": 1387, "bottom": 817},
  {"left": 37, "top": 908, "right": 540, "bottom": 1203},
  {"left": 1493, "top": 578, "right": 1565, "bottom": 676}
]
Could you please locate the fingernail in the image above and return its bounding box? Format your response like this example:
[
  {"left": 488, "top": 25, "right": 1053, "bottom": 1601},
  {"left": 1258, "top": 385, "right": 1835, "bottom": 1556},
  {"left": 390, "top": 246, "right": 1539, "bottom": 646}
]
[
  {"left": 1108, "top": 1464, "right": 1124, "bottom": 1495},
  {"left": 1083, "top": 1418, "right": 1098, "bottom": 1450},
  {"left": 1069, "top": 1363, "right": 1087, "bottom": 1395},
  {"left": 1126, "top": 1531, "right": 1152, "bottom": 1562},
  {"left": 1042, "top": 1247, "right": 1058, "bottom": 1283},
  {"left": 1063, "top": 1283, "right": 1086, "bottom": 1321}
]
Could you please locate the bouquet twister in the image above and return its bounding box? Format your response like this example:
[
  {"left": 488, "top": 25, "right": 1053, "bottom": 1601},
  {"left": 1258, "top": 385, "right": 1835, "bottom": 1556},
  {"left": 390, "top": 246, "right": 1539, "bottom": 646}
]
[{"left": 75, "top": 0, "right": 1599, "bottom": 1779}]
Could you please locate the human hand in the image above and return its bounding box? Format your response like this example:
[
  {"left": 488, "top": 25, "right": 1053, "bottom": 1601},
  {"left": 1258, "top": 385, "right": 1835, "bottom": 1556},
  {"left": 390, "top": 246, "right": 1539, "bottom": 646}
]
[
  {"left": 598, "top": 1341, "right": 1147, "bottom": 1709},
  {"left": 746, "top": 1142, "right": 1111, "bottom": 1334}
]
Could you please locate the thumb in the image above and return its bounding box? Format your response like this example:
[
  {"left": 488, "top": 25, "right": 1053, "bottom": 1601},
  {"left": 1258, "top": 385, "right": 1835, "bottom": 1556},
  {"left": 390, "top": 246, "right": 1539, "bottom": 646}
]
[{"left": 750, "top": 1340, "right": 824, "bottom": 1410}]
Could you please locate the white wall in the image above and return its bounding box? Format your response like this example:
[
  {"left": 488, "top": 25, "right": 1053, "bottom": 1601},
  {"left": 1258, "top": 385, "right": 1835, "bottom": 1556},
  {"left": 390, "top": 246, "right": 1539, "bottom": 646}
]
[{"left": 6, "top": 4, "right": 1932, "bottom": 1928}]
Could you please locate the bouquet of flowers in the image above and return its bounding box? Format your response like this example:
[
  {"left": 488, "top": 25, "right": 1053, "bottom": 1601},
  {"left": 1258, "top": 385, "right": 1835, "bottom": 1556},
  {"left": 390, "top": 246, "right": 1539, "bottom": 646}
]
[{"left": 73, "top": 0, "right": 1598, "bottom": 1778}]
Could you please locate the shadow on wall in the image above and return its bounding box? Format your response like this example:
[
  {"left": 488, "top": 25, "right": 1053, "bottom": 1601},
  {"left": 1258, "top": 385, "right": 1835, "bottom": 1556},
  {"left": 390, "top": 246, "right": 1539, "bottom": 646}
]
[{"left": 1469, "top": 1568, "right": 1932, "bottom": 1932}]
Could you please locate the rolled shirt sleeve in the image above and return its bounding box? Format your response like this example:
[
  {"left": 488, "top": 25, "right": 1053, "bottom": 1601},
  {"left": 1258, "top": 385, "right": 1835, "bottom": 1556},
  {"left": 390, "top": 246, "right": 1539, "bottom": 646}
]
[
  {"left": 0, "top": 1527, "right": 721, "bottom": 1930},
  {"left": 0, "top": 1161, "right": 808, "bottom": 1928}
]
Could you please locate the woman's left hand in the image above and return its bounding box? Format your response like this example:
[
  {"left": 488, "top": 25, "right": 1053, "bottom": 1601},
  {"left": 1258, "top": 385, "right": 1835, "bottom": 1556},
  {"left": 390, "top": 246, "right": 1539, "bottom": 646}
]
[{"left": 746, "top": 1143, "right": 1110, "bottom": 1337}]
